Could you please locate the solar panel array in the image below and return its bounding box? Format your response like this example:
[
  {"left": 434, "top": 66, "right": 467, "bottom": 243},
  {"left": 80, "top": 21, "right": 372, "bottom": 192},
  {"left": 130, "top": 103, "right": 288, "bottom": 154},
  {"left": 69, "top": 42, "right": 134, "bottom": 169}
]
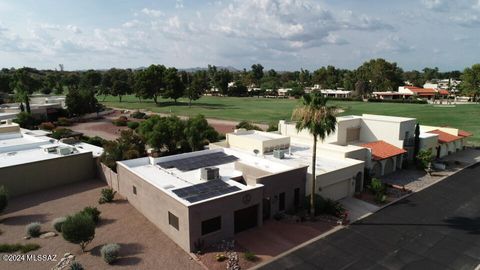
[
  {"left": 157, "top": 152, "right": 238, "bottom": 171},
  {"left": 172, "top": 180, "right": 241, "bottom": 203}
]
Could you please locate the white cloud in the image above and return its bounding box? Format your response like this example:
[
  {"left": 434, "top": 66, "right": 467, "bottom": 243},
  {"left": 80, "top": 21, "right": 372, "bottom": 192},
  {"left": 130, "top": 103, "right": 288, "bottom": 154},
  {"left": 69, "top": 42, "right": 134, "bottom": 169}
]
[
  {"left": 175, "top": 0, "right": 184, "bottom": 9},
  {"left": 140, "top": 8, "right": 163, "bottom": 17},
  {"left": 375, "top": 35, "right": 414, "bottom": 54}
]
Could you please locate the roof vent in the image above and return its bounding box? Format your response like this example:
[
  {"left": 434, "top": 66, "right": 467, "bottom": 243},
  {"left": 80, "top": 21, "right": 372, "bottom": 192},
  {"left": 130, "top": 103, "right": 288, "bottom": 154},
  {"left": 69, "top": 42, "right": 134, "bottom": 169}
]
[
  {"left": 200, "top": 167, "right": 220, "bottom": 181},
  {"left": 273, "top": 149, "right": 287, "bottom": 159}
]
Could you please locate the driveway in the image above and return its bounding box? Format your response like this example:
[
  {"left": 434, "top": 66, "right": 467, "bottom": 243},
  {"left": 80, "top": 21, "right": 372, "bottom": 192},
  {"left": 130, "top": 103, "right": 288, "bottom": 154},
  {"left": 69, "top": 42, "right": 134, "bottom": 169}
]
[{"left": 257, "top": 163, "right": 480, "bottom": 270}]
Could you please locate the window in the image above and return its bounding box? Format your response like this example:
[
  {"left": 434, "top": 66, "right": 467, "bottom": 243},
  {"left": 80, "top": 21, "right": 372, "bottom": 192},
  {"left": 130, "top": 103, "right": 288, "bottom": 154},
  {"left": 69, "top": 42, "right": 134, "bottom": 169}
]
[
  {"left": 201, "top": 216, "right": 221, "bottom": 235},
  {"left": 279, "top": 192, "right": 286, "bottom": 211},
  {"left": 168, "top": 212, "right": 179, "bottom": 230},
  {"left": 132, "top": 185, "right": 137, "bottom": 195}
]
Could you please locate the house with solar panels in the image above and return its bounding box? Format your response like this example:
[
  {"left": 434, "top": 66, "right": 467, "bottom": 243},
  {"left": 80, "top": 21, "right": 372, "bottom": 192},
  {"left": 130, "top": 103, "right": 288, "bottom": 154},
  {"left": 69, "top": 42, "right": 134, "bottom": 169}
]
[{"left": 115, "top": 148, "right": 308, "bottom": 252}]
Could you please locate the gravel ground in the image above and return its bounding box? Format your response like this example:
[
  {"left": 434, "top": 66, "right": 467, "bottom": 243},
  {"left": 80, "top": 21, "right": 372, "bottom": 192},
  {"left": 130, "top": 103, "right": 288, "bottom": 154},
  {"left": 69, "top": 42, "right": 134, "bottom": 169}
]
[{"left": 0, "top": 180, "right": 203, "bottom": 270}]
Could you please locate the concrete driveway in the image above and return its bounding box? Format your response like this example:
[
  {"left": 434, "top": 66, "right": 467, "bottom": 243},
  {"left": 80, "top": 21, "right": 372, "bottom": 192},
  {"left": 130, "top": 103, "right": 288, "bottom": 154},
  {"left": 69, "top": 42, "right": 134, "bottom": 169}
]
[{"left": 258, "top": 162, "right": 480, "bottom": 270}]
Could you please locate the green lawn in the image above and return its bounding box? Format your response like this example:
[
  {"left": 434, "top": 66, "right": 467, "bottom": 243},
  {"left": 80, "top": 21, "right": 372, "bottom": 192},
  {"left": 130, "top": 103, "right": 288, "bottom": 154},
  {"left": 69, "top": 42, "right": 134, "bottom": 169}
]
[{"left": 101, "top": 95, "right": 480, "bottom": 145}]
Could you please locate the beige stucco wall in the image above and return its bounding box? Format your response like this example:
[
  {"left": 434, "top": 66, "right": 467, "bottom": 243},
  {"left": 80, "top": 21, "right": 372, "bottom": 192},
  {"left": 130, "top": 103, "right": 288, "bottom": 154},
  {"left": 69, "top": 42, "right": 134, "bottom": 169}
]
[
  {"left": 0, "top": 152, "right": 96, "bottom": 197},
  {"left": 335, "top": 118, "right": 362, "bottom": 145},
  {"left": 360, "top": 118, "right": 416, "bottom": 148},
  {"left": 226, "top": 133, "right": 264, "bottom": 154},
  {"left": 116, "top": 163, "right": 192, "bottom": 252},
  {"left": 226, "top": 131, "right": 290, "bottom": 154}
]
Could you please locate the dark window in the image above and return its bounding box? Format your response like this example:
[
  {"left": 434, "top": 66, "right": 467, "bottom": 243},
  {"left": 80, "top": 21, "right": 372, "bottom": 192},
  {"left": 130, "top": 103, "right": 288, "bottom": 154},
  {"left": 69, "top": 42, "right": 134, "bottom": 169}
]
[
  {"left": 279, "top": 192, "right": 285, "bottom": 211},
  {"left": 168, "top": 212, "right": 179, "bottom": 230},
  {"left": 201, "top": 216, "right": 221, "bottom": 235},
  {"left": 132, "top": 185, "right": 137, "bottom": 195},
  {"left": 294, "top": 188, "right": 300, "bottom": 208}
]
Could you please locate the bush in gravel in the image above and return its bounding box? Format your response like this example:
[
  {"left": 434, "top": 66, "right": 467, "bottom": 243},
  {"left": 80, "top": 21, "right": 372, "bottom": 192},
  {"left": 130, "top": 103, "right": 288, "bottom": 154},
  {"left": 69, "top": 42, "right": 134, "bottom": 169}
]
[
  {"left": 70, "top": 261, "right": 84, "bottom": 270},
  {"left": 26, "top": 222, "right": 42, "bottom": 238},
  {"left": 244, "top": 251, "right": 257, "bottom": 262},
  {"left": 127, "top": 121, "right": 139, "bottom": 130},
  {"left": 80, "top": 207, "right": 101, "bottom": 224},
  {"left": 52, "top": 217, "right": 67, "bottom": 232},
  {"left": 0, "top": 243, "right": 41, "bottom": 253},
  {"left": 130, "top": 111, "right": 146, "bottom": 119},
  {"left": 99, "top": 188, "right": 116, "bottom": 204},
  {"left": 0, "top": 185, "right": 8, "bottom": 214},
  {"left": 112, "top": 116, "right": 128, "bottom": 126},
  {"left": 62, "top": 213, "right": 95, "bottom": 252},
  {"left": 101, "top": 243, "right": 121, "bottom": 264}
]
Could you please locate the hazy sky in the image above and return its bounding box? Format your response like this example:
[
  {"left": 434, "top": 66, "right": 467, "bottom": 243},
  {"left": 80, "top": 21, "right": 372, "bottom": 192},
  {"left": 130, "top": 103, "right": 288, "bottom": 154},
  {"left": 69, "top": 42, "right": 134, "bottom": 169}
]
[{"left": 0, "top": 0, "right": 478, "bottom": 71}]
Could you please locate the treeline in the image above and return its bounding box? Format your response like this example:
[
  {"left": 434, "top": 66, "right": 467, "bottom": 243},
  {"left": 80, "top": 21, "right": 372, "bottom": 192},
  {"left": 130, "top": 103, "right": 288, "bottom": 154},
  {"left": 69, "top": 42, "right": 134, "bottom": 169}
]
[{"left": 1, "top": 59, "right": 479, "bottom": 113}]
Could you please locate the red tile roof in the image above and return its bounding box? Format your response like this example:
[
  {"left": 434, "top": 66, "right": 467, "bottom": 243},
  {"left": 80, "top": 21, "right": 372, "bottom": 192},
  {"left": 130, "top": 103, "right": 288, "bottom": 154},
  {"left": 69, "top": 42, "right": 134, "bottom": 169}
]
[
  {"left": 428, "top": 129, "right": 462, "bottom": 143},
  {"left": 458, "top": 129, "right": 473, "bottom": 137},
  {"left": 360, "top": 140, "right": 407, "bottom": 161},
  {"left": 438, "top": 89, "right": 449, "bottom": 95}
]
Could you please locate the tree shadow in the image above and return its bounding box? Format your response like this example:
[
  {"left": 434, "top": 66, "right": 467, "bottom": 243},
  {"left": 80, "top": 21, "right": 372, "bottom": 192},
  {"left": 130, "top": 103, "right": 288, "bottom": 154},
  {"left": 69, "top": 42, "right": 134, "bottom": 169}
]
[
  {"left": 97, "top": 218, "right": 116, "bottom": 227},
  {"left": 154, "top": 101, "right": 230, "bottom": 109},
  {"left": 111, "top": 199, "right": 128, "bottom": 205},
  {"left": 1, "top": 214, "right": 50, "bottom": 225},
  {"left": 444, "top": 216, "right": 480, "bottom": 234}
]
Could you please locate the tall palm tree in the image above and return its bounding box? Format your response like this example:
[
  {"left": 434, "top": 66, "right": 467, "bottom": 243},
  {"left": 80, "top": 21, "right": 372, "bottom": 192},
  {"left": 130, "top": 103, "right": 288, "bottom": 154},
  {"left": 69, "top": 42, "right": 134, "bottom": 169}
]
[{"left": 292, "top": 92, "right": 337, "bottom": 216}]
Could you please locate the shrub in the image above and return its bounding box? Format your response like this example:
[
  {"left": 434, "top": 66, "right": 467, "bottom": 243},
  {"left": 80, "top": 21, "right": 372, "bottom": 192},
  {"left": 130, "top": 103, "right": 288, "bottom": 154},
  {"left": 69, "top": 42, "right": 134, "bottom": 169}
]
[
  {"left": 130, "top": 111, "right": 146, "bottom": 119},
  {"left": 0, "top": 243, "right": 40, "bottom": 253},
  {"left": 52, "top": 217, "right": 67, "bottom": 232},
  {"left": 368, "top": 178, "right": 387, "bottom": 204},
  {"left": 70, "top": 261, "right": 84, "bottom": 270},
  {"left": 112, "top": 116, "right": 128, "bottom": 126},
  {"left": 81, "top": 135, "right": 105, "bottom": 147},
  {"left": 39, "top": 122, "right": 56, "bottom": 131},
  {"left": 235, "top": 121, "right": 262, "bottom": 131},
  {"left": 13, "top": 112, "right": 36, "bottom": 128},
  {"left": 80, "top": 207, "right": 101, "bottom": 224},
  {"left": 56, "top": 117, "right": 72, "bottom": 126},
  {"left": 266, "top": 122, "right": 278, "bottom": 132},
  {"left": 215, "top": 253, "right": 226, "bottom": 262},
  {"left": 100, "top": 243, "right": 120, "bottom": 264},
  {"left": 50, "top": 128, "right": 74, "bottom": 140},
  {"left": 62, "top": 213, "right": 95, "bottom": 252},
  {"left": 26, "top": 222, "right": 42, "bottom": 238},
  {"left": 99, "top": 188, "right": 116, "bottom": 204},
  {"left": 244, "top": 251, "right": 257, "bottom": 262},
  {"left": 127, "top": 121, "right": 139, "bottom": 130},
  {"left": 0, "top": 186, "right": 8, "bottom": 214}
]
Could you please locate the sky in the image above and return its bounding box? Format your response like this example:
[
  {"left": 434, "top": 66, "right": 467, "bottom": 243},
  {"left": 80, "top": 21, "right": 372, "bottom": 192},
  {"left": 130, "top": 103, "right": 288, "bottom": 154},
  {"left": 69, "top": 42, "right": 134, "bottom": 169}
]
[{"left": 0, "top": 0, "right": 479, "bottom": 71}]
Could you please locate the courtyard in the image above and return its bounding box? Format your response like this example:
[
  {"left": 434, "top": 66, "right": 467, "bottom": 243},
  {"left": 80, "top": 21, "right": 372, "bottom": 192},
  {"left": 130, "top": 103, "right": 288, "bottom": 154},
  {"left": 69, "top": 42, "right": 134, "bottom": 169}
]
[{"left": 0, "top": 180, "right": 203, "bottom": 270}]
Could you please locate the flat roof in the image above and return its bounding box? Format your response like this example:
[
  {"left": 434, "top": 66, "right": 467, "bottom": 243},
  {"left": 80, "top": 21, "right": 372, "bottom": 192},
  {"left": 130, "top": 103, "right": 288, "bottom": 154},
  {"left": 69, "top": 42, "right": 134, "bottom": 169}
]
[
  {"left": 230, "top": 130, "right": 289, "bottom": 142},
  {"left": 362, "top": 114, "right": 416, "bottom": 123},
  {"left": 119, "top": 148, "right": 296, "bottom": 206}
]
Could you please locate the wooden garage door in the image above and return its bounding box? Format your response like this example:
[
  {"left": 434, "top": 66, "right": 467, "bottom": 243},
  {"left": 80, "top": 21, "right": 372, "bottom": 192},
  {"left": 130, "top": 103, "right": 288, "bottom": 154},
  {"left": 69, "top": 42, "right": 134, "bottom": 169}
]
[{"left": 321, "top": 180, "right": 350, "bottom": 201}]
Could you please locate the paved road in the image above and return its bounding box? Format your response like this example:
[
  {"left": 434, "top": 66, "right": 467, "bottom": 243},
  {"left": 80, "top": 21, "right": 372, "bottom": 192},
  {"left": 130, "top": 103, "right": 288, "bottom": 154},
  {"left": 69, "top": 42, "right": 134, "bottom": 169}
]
[{"left": 259, "top": 163, "right": 480, "bottom": 270}]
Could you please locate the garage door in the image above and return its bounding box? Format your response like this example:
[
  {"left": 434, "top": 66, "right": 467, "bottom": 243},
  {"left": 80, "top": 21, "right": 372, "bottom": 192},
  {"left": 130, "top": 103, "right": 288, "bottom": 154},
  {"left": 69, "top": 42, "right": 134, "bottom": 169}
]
[
  {"left": 321, "top": 180, "right": 350, "bottom": 201},
  {"left": 234, "top": 205, "right": 258, "bottom": 233}
]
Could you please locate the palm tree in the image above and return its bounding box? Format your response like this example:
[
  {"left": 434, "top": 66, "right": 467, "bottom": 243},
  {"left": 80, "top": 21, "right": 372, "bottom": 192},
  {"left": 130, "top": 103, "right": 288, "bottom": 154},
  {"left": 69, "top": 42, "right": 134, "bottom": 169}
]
[{"left": 292, "top": 92, "right": 337, "bottom": 216}]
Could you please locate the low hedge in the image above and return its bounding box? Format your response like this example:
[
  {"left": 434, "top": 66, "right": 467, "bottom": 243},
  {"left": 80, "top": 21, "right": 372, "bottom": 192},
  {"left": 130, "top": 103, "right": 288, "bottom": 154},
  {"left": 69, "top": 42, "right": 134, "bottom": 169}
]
[{"left": 368, "top": 98, "right": 427, "bottom": 104}]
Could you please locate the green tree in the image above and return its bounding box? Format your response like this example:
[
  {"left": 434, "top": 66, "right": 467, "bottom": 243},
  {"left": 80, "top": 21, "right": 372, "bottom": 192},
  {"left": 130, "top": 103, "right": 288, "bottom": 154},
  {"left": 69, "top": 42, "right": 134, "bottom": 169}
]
[
  {"left": 12, "top": 68, "right": 42, "bottom": 114},
  {"left": 416, "top": 149, "right": 434, "bottom": 176},
  {"left": 356, "top": 58, "right": 404, "bottom": 93},
  {"left": 63, "top": 73, "right": 81, "bottom": 92},
  {"left": 65, "top": 88, "right": 99, "bottom": 116},
  {"left": 251, "top": 64, "right": 264, "bottom": 86},
  {"left": 184, "top": 114, "right": 219, "bottom": 151},
  {"left": 134, "top": 65, "right": 166, "bottom": 104},
  {"left": 163, "top": 68, "right": 185, "bottom": 103},
  {"left": 216, "top": 69, "right": 232, "bottom": 96},
  {"left": 187, "top": 71, "right": 208, "bottom": 106},
  {"left": 61, "top": 212, "right": 95, "bottom": 252},
  {"left": 137, "top": 115, "right": 186, "bottom": 153},
  {"left": 100, "top": 129, "right": 146, "bottom": 171},
  {"left": 460, "top": 64, "right": 480, "bottom": 102},
  {"left": 292, "top": 93, "right": 337, "bottom": 216}
]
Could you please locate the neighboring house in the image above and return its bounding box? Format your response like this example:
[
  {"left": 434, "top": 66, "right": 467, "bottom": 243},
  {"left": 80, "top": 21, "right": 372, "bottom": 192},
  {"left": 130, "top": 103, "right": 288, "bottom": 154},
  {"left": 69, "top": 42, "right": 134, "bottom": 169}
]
[
  {"left": 420, "top": 125, "right": 472, "bottom": 158},
  {"left": 114, "top": 148, "right": 307, "bottom": 252},
  {"left": 398, "top": 86, "right": 449, "bottom": 100},
  {"left": 0, "top": 120, "right": 103, "bottom": 197},
  {"left": 0, "top": 95, "right": 66, "bottom": 120},
  {"left": 319, "top": 89, "right": 352, "bottom": 98}
]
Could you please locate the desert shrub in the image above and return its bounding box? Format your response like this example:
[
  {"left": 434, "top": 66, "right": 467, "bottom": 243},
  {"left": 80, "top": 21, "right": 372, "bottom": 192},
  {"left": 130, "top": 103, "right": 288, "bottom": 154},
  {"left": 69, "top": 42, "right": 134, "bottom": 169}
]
[
  {"left": 62, "top": 212, "right": 95, "bottom": 252},
  {"left": 26, "top": 222, "right": 42, "bottom": 238},
  {"left": 130, "top": 111, "right": 146, "bottom": 119},
  {"left": 215, "top": 253, "right": 226, "bottom": 262},
  {"left": 305, "top": 194, "right": 345, "bottom": 217},
  {"left": 100, "top": 243, "right": 120, "bottom": 264},
  {"left": 56, "top": 117, "right": 72, "bottom": 126},
  {"left": 39, "top": 122, "right": 56, "bottom": 131},
  {"left": 368, "top": 178, "right": 387, "bottom": 204},
  {"left": 52, "top": 217, "right": 67, "bottom": 232},
  {"left": 81, "top": 135, "right": 105, "bottom": 147},
  {"left": 13, "top": 112, "right": 36, "bottom": 129},
  {"left": 50, "top": 128, "right": 74, "bottom": 139},
  {"left": 99, "top": 188, "right": 116, "bottom": 204},
  {"left": 0, "top": 186, "right": 8, "bottom": 214},
  {"left": 69, "top": 261, "right": 84, "bottom": 270},
  {"left": 244, "top": 251, "right": 257, "bottom": 262},
  {"left": 112, "top": 116, "right": 128, "bottom": 126},
  {"left": 80, "top": 207, "right": 101, "bottom": 224},
  {"left": 235, "top": 120, "right": 262, "bottom": 131},
  {"left": 127, "top": 121, "right": 139, "bottom": 130},
  {"left": 266, "top": 122, "right": 278, "bottom": 132},
  {"left": 0, "top": 243, "right": 40, "bottom": 253}
]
